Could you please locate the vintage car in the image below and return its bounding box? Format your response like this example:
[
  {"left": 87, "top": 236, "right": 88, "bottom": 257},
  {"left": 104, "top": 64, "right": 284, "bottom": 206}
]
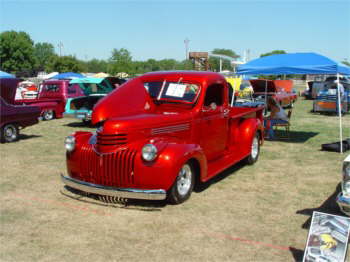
[
  {"left": 14, "top": 79, "right": 83, "bottom": 120},
  {"left": 64, "top": 77, "right": 126, "bottom": 123},
  {"left": 250, "top": 79, "right": 297, "bottom": 108},
  {"left": 313, "top": 78, "right": 349, "bottom": 114},
  {"left": 61, "top": 71, "right": 265, "bottom": 204},
  {"left": 0, "top": 78, "right": 41, "bottom": 143},
  {"left": 336, "top": 154, "right": 350, "bottom": 216}
]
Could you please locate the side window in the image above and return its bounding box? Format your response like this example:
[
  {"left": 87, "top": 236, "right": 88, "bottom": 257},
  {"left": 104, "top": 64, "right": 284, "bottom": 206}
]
[
  {"left": 204, "top": 84, "right": 224, "bottom": 107},
  {"left": 44, "top": 84, "right": 59, "bottom": 92},
  {"left": 68, "top": 84, "right": 77, "bottom": 94}
]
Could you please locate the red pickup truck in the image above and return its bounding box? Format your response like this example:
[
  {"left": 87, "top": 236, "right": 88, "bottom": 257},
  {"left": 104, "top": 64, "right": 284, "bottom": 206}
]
[
  {"left": 1, "top": 78, "right": 41, "bottom": 143},
  {"left": 15, "top": 79, "right": 84, "bottom": 120},
  {"left": 250, "top": 79, "right": 298, "bottom": 108},
  {"left": 61, "top": 71, "right": 264, "bottom": 204}
]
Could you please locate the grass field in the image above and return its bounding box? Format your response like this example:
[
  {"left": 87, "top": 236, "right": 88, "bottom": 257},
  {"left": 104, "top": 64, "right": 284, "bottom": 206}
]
[{"left": 1, "top": 90, "right": 349, "bottom": 261}]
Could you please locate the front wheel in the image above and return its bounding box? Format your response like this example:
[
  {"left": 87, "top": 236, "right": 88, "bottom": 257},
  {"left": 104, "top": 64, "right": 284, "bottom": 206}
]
[
  {"left": 1, "top": 124, "right": 19, "bottom": 143},
  {"left": 167, "top": 162, "right": 195, "bottom": 204},
  {"left": 246, "top": 132, "right": 260, "bottom": 165},
  {"left": 42, "top": 110, "right": 54, "bottom": 121}
]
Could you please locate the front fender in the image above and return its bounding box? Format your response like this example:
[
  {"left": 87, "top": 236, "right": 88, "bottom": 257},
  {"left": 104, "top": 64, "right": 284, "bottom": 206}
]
[{"left": 134, "top": 142, "right": 207, "bottom": 190}]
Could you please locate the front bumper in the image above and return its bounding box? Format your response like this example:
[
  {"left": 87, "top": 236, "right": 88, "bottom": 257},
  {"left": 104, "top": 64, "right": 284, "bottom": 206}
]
[
  {"left": 336, "top": 192, "right": 350, "bottom": 216},
  {"left": 61, "top": 174, "right": 166, "bottom": 201}
]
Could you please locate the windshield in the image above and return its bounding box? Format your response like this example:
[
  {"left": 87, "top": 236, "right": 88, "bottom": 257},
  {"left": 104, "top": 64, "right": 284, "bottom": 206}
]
[{"left": 144, "top": 81, "right": 200, "bottom": 103}]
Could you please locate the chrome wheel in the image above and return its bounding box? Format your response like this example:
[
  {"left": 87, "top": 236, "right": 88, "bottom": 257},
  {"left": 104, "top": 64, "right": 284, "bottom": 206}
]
[
  {"left": 43, "top": 110, "right": 54, "bottom": 120},
  {"left": 251, "top": 136, "right": 259, "bottom": 160},
  {"left": 168, "top": 161, "right": 195, "bottom": 204},
  {"left": 177, "top": 164, "right": 192, "bottom": 197},
  {"left": 1, "top": 124, "right": 19, "bottom": 143}
]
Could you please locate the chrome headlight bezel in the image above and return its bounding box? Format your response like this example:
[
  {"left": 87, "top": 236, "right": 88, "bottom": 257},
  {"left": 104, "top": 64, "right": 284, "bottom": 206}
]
[
  {"left": 64, "top": 135, "right": 76, "bottom": 152},
  {"left": 343, "top": 161, "right": 350, "bottom": 181},
  {"left": 342, "top": 180, "right": 350, "bottom": 198},
  {"left": 141, "top": 144, "right": 158, "bottom": 161}
]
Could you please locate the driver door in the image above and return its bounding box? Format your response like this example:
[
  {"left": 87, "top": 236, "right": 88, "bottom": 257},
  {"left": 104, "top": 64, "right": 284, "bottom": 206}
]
[{"left": 200, "top": 83, "right": 229, "bottom": 161}]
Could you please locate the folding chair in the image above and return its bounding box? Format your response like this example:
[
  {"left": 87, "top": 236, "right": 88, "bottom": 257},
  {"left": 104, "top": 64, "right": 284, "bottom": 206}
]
[{"left": 273, "top": 110, "right": 292, "bottom": 139}]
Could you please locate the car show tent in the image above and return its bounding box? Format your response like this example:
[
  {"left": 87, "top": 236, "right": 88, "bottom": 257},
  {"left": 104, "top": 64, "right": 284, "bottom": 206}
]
[
  {"left": 0, "top": 70, "right": 15, "bottom": 79},
  {"left": 237, "top": 52, "right": 350, "bottom": 153},
  {"left": 49, "top": 72, "right": 84, "bottom": 80}
]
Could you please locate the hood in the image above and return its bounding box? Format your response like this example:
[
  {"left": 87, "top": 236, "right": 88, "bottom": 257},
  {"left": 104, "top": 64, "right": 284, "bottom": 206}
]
[
  {"left": 0, "top": 78, "right": 20, "bottom": 104},
  {"left": 91, "top": 78, "right": 155, "bottom": 125},
  {"left": 250, "top": 80, "right": 293, "bottom": 93},
  {"left": 102, "top": 111, "right": 192, "bottom": 134}
]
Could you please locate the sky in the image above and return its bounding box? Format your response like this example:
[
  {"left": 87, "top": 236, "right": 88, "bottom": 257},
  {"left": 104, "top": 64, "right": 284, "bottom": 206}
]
[{"left": 1, "top": 0, "right": 350, "bottom": 63}]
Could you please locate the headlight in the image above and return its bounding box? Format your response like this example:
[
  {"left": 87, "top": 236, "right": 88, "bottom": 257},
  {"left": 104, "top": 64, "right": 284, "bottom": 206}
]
[
  {"left": 64, "top": 135, "right": 76, "bottom": 152},
  {"left": 142, "top": 144, "right": 157, "bottom": 161},
  {"left": 342, "top": 180, "right": 350, "bottom": 197}
]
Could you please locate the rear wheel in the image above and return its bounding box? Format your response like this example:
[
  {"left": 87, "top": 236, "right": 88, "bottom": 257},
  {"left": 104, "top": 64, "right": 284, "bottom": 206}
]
[
  {"left": 42, "top": 110, "right": 54, "bottom": 121},
  {"left": 1, "top": 124, "right": 19, "bottom": 143},
  {"left": 246, "top": 132, "right": 260, "bottom": 165},
  {"left": 167, "top": 162, "right": 195, "bottom": 204}
]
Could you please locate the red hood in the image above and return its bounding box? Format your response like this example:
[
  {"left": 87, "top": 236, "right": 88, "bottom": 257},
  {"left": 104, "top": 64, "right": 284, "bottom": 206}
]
[{"left": 91, "top": 78, "right": 154, "bottom": 125}]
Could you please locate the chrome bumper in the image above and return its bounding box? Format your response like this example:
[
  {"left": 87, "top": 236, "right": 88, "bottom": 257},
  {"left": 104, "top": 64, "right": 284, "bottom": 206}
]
[
  {"left": 61, "top": 174, "right": 166, "bottom": 201},
  {"left": 336, "top": 192, "right": 350, "bottom": 216}
]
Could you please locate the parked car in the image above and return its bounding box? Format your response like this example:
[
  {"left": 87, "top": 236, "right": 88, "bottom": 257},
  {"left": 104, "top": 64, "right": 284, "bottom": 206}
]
[
  {"left": 61, "top": 71, "right": 265, "bottom": 204},
  {"left": 250, "top": 79, "right": 297, "bottom": 108},
  {"left": 313, "top": 78, "right": 349, "bottom": 114},
  {"left": 0, "top": 78, "right": 41, "bottom": 143},
  {"left": 64, "top": 77, "right": 126, "bottom": 123},
  {"left": 14, "top": 79, "right": 83, "bottom": 120},
  {"left": 336, "top": 154, "right": 350, "bottom": 216}
]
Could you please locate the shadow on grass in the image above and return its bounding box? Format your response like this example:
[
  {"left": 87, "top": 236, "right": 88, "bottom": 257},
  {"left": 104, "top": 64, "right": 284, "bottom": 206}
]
[
  {"left": 18, "top": 134, "right": 42, "bottom": 141},
  {"left": 296, "top": 183, "right": 342, "bottom": 230},
  {"left": 61, "top": 186, "right": 166, "bottom": 211},
  {"left": 194, "top": 160, "right": 246, "bottom": 193},
  {"left": 63, "top": 122, "right": 95, "bottom": 128},
  {"left": 275, "top": 131, "right": 318, "bottom": 143},
  {"left": 289, "top": 247, "right": 304, "bottom": 262}
]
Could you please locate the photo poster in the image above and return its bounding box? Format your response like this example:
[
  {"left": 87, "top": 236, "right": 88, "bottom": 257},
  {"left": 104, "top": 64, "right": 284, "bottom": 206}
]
[
  {"left": 165, "top": 83, "right": 186, "bottom": 98},
  {"left": 303, "top": 211, "right": 350, "bottom": 262}
]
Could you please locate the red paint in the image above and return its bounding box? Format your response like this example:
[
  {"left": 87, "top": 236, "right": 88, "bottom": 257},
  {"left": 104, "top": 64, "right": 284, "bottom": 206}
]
[
  {"left": 66, "top": 71, "right": 264, "bottom": 198},
  {"left": 250, "top": 79, "right": 298, "bottom": 108}
]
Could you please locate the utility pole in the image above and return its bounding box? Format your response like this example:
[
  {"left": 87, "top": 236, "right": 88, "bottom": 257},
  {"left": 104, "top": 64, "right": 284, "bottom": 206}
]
[
  {"left": 184, "top": 38, "right": 190, "bottom": 59},
  {"left": 57, "top": 42, "right": 64, "bottom": 56}
]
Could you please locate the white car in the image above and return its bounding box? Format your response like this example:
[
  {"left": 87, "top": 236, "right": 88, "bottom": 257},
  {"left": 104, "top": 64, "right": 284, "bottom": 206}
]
[{"left": 336, "top": 154, "right": 350, "bottom": 216}]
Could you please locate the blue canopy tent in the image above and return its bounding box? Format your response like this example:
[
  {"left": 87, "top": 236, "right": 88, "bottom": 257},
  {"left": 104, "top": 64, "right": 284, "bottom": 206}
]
[
  {"left": 0, "top": 70, "right": 15, "bottom": 79},
  {"left": 237, "top": 52, "right": 350, "bottom": 153},
  {"left": 50, "top": 72, "right": 84, "bottom": 80}
]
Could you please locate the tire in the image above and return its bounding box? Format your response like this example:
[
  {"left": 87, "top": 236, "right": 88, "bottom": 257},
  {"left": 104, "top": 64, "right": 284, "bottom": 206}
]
[
  {"left": 1, "top": 124, "right": 19, "bottom": 143},
  {"left": 42, "top": 110, "right": 54, "bottom": 121},
  {"left": 167, "top": 161, "right": 195, "bottom": 204},
  {"left": 246, "top": 132, "right": 260, "bottom": 165}
]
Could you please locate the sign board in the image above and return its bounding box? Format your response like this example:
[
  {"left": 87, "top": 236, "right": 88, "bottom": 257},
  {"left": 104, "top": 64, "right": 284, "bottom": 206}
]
[{"left": 303, "top": 211, "right": 350, "bottom": 262}]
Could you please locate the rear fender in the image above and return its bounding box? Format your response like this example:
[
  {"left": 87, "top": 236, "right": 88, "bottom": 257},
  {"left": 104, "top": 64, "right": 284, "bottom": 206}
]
[{"left": 238, "top": 118, "right": 264, "bottom": 151}]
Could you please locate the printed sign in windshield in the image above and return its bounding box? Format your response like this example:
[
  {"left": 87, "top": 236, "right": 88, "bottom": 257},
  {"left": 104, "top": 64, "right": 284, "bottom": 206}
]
[{"left": 144, "top": 81, "right": 200, "bottom": 103}]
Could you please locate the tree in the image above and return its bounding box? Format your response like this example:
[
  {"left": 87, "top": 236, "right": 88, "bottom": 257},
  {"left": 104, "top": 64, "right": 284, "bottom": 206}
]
[
  {"left": 342, "top": 60, "right": 350, "bottom": 67},
  {"left": 84, "top": 59, "right": 108, "bottom": 73},
  {"left": 260, "top": 50, "right": 286, "bottom": 57},
  {"left": 45, "top": 55, "right": 85, "bottom": 73},
  {"left": 209, "top": 48, "right": 240, "bottom": 72},
  {"left": 108, "top": 48, "right": 133, "bottom": 75},
  {"left": 0, "top": 31, "right": 36, "bottom": 76},
  {"left": 34, "top": 42, "right": 55, "bottom": 72}
]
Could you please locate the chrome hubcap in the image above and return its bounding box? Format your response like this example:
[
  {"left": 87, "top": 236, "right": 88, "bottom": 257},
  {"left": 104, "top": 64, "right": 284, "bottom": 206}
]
[
  {"left": 177, "top": 164, "right": 192, "bottom": 196},
  {"left": 4, "top": 126, "right": 16, "bottom": 140},
  {"left": 44, "top": 111, "right": 53, "bottom": 120},
  {"left": 251, "top": 136, "right": 259, "bottom": 159}
]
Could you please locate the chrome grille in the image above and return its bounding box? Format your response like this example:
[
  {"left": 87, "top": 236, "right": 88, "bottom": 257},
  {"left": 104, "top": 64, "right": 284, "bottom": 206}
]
[{"left": 75, "top": 145, "right": 137, "bottom": 187}]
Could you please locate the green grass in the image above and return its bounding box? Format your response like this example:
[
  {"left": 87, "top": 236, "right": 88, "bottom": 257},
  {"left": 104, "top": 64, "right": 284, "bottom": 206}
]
[{"left": 0, "top": 89, "right": 349, "bottom": 261}]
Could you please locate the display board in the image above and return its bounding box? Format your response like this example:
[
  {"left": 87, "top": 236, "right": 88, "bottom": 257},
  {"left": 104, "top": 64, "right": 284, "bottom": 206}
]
[{"left": 303, "top": 211, "right": 350, "bottom": 262}]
